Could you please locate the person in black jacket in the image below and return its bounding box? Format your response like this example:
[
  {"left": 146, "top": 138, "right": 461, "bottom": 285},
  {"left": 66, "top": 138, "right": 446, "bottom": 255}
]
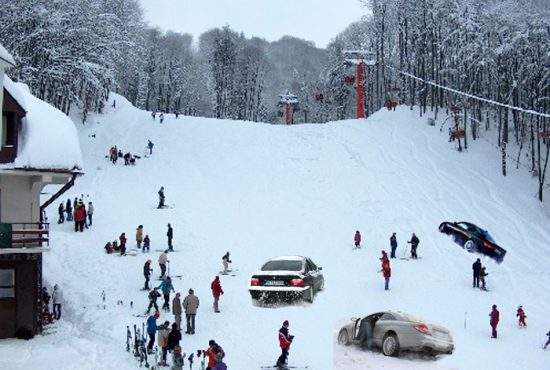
[
  {"left": 147, "top": 288, "right": 161, "bottom": 313},
  {"left": 158, "top": 187, "right": 165, "bottom": 209},
  {"left": 58, "top": 203, "right": 65, "bottom": 224},
  {"left": 65, "top": 199, "right": 73, "bottom": 221},
  {"left": 167, "top": 223, "right": 173, "bottom": 250},
  {"left": 167, "top": 322, "right": 182, "bottom": 352},
  {"left": 407, "top": 233, "right": 420, "bottom": 259},
  {"left": 472, "top": 258, "right": 482, "bottom": 288},
  {"left": 143, "top": 260, "right": 152, "bottom": 290},
  {"left": 389, "top": 233, "right": 397, "bottom": 258}
]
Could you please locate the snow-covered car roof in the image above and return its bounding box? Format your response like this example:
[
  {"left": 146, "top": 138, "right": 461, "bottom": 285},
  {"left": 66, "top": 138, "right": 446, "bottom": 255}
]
[
  {"left": 268, "top": 256, "right": 305, "bottom": 261},
  {"left": 0, "top": 44, "right": 15, "bottom": 66},
  {"left": 1, "top": 75, "right": 83, "bottom": 173}
]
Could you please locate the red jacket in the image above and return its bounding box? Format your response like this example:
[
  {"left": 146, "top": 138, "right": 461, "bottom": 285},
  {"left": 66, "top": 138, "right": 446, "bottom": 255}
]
[
  {"left": 382, "top": 260, "right": 391, "bottom": 278},
  {"left": 74, "top": 207, "right": 86, "bottom": 222},
  {"left": 279, "top": 327, "right": 292, "bottom": 349},
  {"left": 119, "top": 234, "right": 127, "bottom": 247},
  {"left": 206, "top": 345, "right": 224, "bottom": 367},
  {"left": 354, "top": 232, "right": 361, "bottom": 243},
  {"left": 211, "top": 278, "right": 223, "bottom": 297},
  {"left": 490, "top": 308, "right": 499, "bottom": 326}
]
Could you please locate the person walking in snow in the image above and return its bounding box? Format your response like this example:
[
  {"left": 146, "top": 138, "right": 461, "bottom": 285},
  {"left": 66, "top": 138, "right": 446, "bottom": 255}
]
[
  {"left": 480, "top": 266, "right": 488, "bottom": 290},
  {"left": 516, "top": 306, "right": 527, "bottom": 327},
  {"left": 157, "top": 320, "right": 171, "bottom": 366},
  {"left": 544, "top": 330, "right": 550, "bottom": 349},
  {"left": 119, "top": 232, "right": 127, "bottom": 255},
  {"left": 74, "top": 202, "right": 86, "bottom": 232},
  {"left": 87, "top": 201, "right": 94, "bottom": 226},
  {"left": 276, "top": 320, "right": 293, "bottom": 368},
  {"left": 211, "top": 276, "right": 223, "bottom": 313},
  {"left": 167, "top": 223, "right": 173, "bottom": 251},
  {"left": 143, "top": 259, "right": 153, "bottom": 290},
  {"left": 65, "top": 198, "right": 73, "bottom": 221},
  {"left": 490, "top": 304, "right": 500, "bottom": 338},
  {"left": 52, "top": 284, "right": 63, "bottom": 320},
  {"left": 221, "top": 252, "right": 231, "bottom": 273},
  {"left": 158, "top": 276, "right": 175, "bottom": 311},
  {"left": 407, "top": 233, "right": 420, "bottom": 259},
  {"left": 159, "top": 250, "right": 169, "bottom": 278},
  {"left": 380, "top": 251, "right": 391, "bottom": 291},
  {"left": 160, "top": 113, "right": 165, "bottom": 124},
  {"left": 136, "top": 225, "right": 144, "bottom": 248},
  {"left": 167, "top": 322, "right": 182, "bottom": 360},
  {"left": 151, "top": 111, "right": 156, "bottom": 120},
  {"left": 148, "top": 140, "right": 154, "bottom": 155},
  {"left": 158, "top": 186, "right": 165, "bottom": 208},
  {"left": 146, "top": 311, "right": 160, "bottom": 352},
  {"left": 472, "top": 258, "right": 482, "bottom": 288},
  {"left": 354, "top": 230, "right": 361, "bottom": 248},
  {"left": 147, "top": 288, "right": 162, "bottom": 314},
  {"left": 58, "top": 203, "right": 65, "bottom": 224},
  {"left": 183, "top": 288, "right": 199, "bottom": 334},
  {"left": 143, "top": 235, "right": 150, "bottom": 252},
  {"left": 390, "top": 233, "right": 397, "bottom": 258},
  {"left": 172, "top": 292, "right": 183, "bottom": 330}
]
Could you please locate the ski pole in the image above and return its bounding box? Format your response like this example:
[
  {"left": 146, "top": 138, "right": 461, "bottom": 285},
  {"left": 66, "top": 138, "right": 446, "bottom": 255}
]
[{"left": 464, "top": 311, "right": 467, "bottom": 330}]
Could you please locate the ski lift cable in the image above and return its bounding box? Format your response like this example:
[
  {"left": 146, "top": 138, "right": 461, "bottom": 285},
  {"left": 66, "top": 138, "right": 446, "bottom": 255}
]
[{"left": 385, "top": 65, "right": 550, "bottom": 119}]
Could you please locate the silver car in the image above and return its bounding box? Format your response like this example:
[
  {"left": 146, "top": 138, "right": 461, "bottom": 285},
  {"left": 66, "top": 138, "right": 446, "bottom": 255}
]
[{"left": 337, "top": 311, "right": 454, "bottom": 357}]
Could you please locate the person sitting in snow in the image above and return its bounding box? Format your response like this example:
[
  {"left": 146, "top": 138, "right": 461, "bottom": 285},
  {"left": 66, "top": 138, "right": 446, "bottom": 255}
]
[
  {"left": 119, "top": 232, "right": 127, "bottom": 255},
  {"left": 516, "top": 306, "right": 527, "bottom": 327},
  {"left": 104, "top": 242, "right": 113, "bottom": 254},
  {"left": 124, "top": 152, "right": 131, "bottom": 165}
]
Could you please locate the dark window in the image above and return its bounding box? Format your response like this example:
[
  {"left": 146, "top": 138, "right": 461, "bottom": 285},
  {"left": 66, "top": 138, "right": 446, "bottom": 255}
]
[
  {"left": 380, "top": 313, "right": 396, "bottom": 321},
  {"left": 261, "top": 260, "right": 303, "bottom": 271},
  {"left": 0, "top": 269, "right": 15, "bottom": 298},
  {"left": 306, "top": 259, "right": 317, "bottom": 271}
]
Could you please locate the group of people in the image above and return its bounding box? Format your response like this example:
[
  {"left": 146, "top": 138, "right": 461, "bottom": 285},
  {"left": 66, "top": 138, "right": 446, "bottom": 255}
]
[
  {"left": 104, "top": 232, "right": 127, "bottom": 255},
  {"left": 151, "top": 112, "right": 166, "bottom": 123},
  {"left": 354, "top": 230, "right": 420, "bottom": 260},
  {"left": 472, "top": 258, "right": 489, "bottom": 290},
  {"left": 58, "top": 197, "right": 94, "bottom": 232},
  {"left": 41, "top": 284, "right": 63, "bottom": 323},
  {"left": 108, "top": 144, "right": 149, "bottom": 164}
]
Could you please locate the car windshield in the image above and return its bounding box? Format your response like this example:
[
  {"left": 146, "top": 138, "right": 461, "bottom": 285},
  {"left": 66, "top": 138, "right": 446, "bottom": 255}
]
[
  {"left": 482, "top": 230, "right": 496, "bottom": 243},
  {"left": 261, "top": 260, "right": 303, "bottom": 271}
]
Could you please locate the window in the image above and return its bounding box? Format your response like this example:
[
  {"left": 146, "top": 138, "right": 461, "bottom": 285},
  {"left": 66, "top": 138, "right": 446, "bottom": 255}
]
[
  {"left": 0, "top": 269, "right": 15, "bottom": 298},
  {"left": 380, "top": 313, "right": 396, "bottom": 321},
  {"left": 306, "top": 259, "right": 317, "bottom": 271}
]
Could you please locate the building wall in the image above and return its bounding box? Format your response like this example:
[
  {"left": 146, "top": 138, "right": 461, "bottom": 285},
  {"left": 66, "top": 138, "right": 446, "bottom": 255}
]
[{"left": 0, "top": 174, "right": 43, "bottom": 223}]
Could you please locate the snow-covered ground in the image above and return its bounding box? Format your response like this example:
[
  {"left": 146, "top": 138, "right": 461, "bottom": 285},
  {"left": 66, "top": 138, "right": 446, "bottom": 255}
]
[{"left": 0, "top": 95, "right": 549, "bottom": 370}]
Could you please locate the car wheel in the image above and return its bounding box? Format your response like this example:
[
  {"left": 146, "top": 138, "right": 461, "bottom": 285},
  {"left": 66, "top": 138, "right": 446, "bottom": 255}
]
[
  {"left": 464, "top": 240, "right": 477, "bottom": 253},
  {"left": 382, "top": 333, "right": 400, "bottom": 356},
  {"left": 304, "top": 286, "right": 314, "bottom": 303},
  {"left": 337, "top": 329, "right": 350, "bottom": 346}
]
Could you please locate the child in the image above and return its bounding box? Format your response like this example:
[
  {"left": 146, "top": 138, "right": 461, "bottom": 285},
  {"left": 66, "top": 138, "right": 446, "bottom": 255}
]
[
  {"left": 172, "top": 345, "right": 184, "bottom": 370},
  {"left": 143, "top": 235, "right": 150, "bottom": 252},
  {"left": 104, "top": 242, "right": 113, "bottom": 254},
  {"left": 480, "top": 266, "right": 488, "bottom": 290},
  {"left": 516, "top": 306, "right": 527, "bottom": 327}
]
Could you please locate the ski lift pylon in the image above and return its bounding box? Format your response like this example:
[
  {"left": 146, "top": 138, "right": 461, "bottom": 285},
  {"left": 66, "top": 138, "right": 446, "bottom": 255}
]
[{"left": 343, "top": 50, "right": 376, "bottom": 66}]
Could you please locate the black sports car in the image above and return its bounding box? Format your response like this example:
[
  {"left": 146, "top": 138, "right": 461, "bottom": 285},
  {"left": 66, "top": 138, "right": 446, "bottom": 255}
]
[{"left": 438, "top": 221, "right": 506, "bottom": 263}]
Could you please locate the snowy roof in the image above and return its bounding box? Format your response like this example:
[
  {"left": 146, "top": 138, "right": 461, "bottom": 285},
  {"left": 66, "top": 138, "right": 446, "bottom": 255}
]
[
  {"left": 1, "top": 75, "right": 83, "bottom": 172},
  {"left": 0, "top": 44, "right": 15, "bottom": 66},
  {"left": 268, "top": 256, "right": 305, "bottom": 261}
]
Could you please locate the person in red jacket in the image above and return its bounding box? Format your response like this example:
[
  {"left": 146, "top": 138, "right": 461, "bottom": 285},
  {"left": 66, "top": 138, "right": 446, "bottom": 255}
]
[
  {"left": 490, "top": 304, "right": 500, "bottom": 338},
  {"left": 74, "top": 203, "right": 86, "bottom": 232},
  {"left": 205, "top": 339, "right": 224, "bottom": 370},
  {"left": 516, "top": 305, "right": 527, "bottom": 327},
  {"left": 354, "top": 230, "right": 361, "bottom": 248},
  {"left": 211, "top": 276, "right": 223, "bottom": 313},
  {"left": 119, "top": 233, "right": 127, "bottom": 256},
  {"left": 380, "top": 251, "right": 391, "bottom": 290},
  {"left": 276, "top": 320, "right": 293, "bottom": 368}
]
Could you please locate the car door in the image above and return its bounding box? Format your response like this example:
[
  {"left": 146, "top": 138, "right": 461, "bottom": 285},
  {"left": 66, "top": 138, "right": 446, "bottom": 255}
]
[
  {"left": 373, "top": 313, "right": 396, "bottom": 347},
  {"left": 306, "top": 259, "right": 321, "bottom": 291}
]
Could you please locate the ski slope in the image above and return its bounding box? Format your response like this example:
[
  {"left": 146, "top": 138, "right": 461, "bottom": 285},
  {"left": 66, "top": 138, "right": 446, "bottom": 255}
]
[{"left": 1, "top": 94, "right": 549, "bottom": 370}]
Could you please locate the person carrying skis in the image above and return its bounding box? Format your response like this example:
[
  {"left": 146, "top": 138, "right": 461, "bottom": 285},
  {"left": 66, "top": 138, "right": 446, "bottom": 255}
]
[
  {"left": 143, "top": 259, "right": 153, "bottom": 290},
  {"left": 544, "top": 330, "right": 550, "bottom": 349},
  {"left": 276, "top": 320, "right": 294, "bottom": 368},
  {"left": 480, "top": 266, "right": 488, "bottom": 290},
  {"left": 136, "top": 225, "right": 144, "bottom": 248},
  {"left": 211, "top": 276, "right": 223, "bottom": 313},
  {"left": 87, "top": 201, "right": 94, "bottom": 226},
  {"left": 119, "top": 232, "right": 127, "bottom": 256},
  {"left": 516, "top": 306, "right": 527, "bottom": 327},
  {"left": 489, "top": 304, "right": 500, "bottom": 338},
  {"left": 380, "top": 251, "right": 391, "bottom": 291},
  {"left": 65, "top": 198, "right": 73, "bottom": 221},
  {"left": 157, "top": 276, "right": 175, "bottom": 311},
  {"left": 183, "top": 288, "right": 199, "bottom": 334},
  {"left": 172, "top": 292, "right": 183, "bottom": 330},
  {"left": 158, "top": 320, "right": 171, "bottom": 366},
  {"left": 146, "top": 311, "right": 160, "bottom": 353},
  {"left": 57, "top": 203, "right": 65, "bottom": 224},
  {"left": 221, "top": 252, "right": 231, "bottom": 273},
  {"left": 52, "top": 284, "right": 63, "bottom": 320},
  {"left": 390, "top": 233, "right": 397, "bottom": 258},
  {"left": 472, "top": 258, "right": 482, "bottom": 288},
  {"left": 159, "top": 250, "right": 169, "bottom": 278},
  {"left": 167, "top": 223, "right": 173, "bottom": 250},
  {"left": 143, "top": 235, "right": 150, "bottom": 252},
  {"left": 148, "top": 140, "right": 154, "bottom": 155},
  {"left": 158, "top": 186, "right": 165, "bottom": 208},
  {"left": 147, "top": 288, "right": 161, "bottom": 313},
  {"left": 407, "top": 233, "right": 420, "bottom": 259},
  {"left": 354, "top": 230, "right": 361, "bottom": 248}
]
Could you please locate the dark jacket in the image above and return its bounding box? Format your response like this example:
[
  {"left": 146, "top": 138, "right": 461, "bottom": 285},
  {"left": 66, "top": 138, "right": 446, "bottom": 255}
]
[
  {"left": 409, "top": 235, "right": 419, "bottom": 246},
  {"left": 149, "top": 289, "right": 161, "bottom": 302},
  {"left": 490, "top": 308, "right": 500, "bottom": 326},
  {"left": 472, "top": 261, "right": 482, "bottom": 276},
  {"left": 66, "top": 200, "right": 72, "bottom": 212},
  {"left": 390, "top": 235, "right": 397, "bottom": 248},
  {"left": 167, "top": 327, "right": 181, "bottom": 350},
  {"left": 143, "top": 236, "right": 150, "bottom": 247},
  {"left": 167, "top": 226, "right": 173, "bottom": 238},
  {"left": 58, "top": 204, "right": 64, "bottom": 215},
  {"left": 144, "top": 261, "right": 152, "bottom": 277}
]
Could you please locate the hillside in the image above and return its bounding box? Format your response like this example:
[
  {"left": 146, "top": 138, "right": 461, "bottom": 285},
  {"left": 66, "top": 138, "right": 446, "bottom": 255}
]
[{"left": 0, "top": 96, "right": 548, "bottom": 370}]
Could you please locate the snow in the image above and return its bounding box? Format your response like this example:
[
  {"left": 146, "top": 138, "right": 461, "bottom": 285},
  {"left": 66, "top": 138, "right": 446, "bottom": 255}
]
[
  {"left": 0, "top": 95, "right": 549, "bottom": 370},
  {"left": 269, "top": 256, "right": 305, "bottom": 261},
  {"left": 1, "top": 75, "right": 83, "bottom": 172},
  {"left": 0, "top": 43, "right": 15, "bottom": 66}
]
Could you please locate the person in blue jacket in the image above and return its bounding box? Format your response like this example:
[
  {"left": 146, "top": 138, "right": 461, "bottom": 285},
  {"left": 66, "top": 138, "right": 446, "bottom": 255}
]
[
  {"left": 146, "top": 311, "right": 160, "bottom": 353},
  {"left": 158, "top": 276, "right": 175, "bottom": 311}
]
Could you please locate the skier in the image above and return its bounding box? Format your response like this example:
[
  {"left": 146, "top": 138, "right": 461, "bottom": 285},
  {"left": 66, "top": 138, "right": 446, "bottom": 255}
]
[
  {"left": 480, "top": 266, "right": 488, "bottom": 290},
  {"left": 211, "top": 276, "right": 223, "bottom": 313},
  {"left": 516, "top": 306, "right": 527, "bottom": 327},
  {"left": 148, "top": 140, "right": 154, "bottom": 155},
  {"left": 146, "top": 311, "right": 160, "bottom": 353},
  {"left": 472, "top": 258, "right": 482, "bottom": 288},
  {"left": 354, "top": 230, "right": 361, "bottom": 248},
  {"left": 65, "top": 198, "right": 73, "bottom": 221},
  {"left": 52, "top": 284, "right": 62, "bottom": 320},
  {"left": 172, "top": 346, "right": 184, "bottom": 370},
  {"left": 157, "top": 320, "right": 170, "bottom": 366},
  {"left": 74, "top": 202, "right": 86, "bottom": 232},
  {"left": 146, "top": 288, "right": 161, "bottom": 313},
  {"left": 167, "top": 223, "right": 174, "bottom": 251},
  {"left": 544, "top": 330, "right": 550, "bottom": 349},
  {"left": 221, "top": 252, "right": 232, "bottom": 273},
  {"left": 489, "top": 304, "right": 500, "bottom": 338},
  {"left": 119, "top": 232, "right": 127, "bottom": 256},
  {"left": 57, "top": 203, "right": 65, "bottom": 224},
  {"left": 87, "top": 201, "right": 94, "bottom": 226},
  {"left": 390, "top": 233, "right": 397, "bottom": 258},
  {"left": 276, "top": 320, "right": 294, "bottom": 368},
  {"left": 381, "top": 251, "right": 391, "bottom": 291},
  {"left": 158, "top": 186, "right": 165, "bottom": 208},
  {"left": 143, "top": 259, "right": 152, "bottom": 290},
  {"left": 407, "top": 233, "right": 420, "bottom": 259},
  {"left": 143, "top": 235, "right": 150, "bottom": 252},
  {"left": 183, "top": 288, "right": 200, "bottom": 334},
  {"left": 136, "top": 225, "right": 144, "bottom": 248},
  {"left": 159, "top": 250, "right": 169, "bottom": 278},
  {"left": 104, "top": 242, "right": 113, "bottom": 254},
  {"left": 160, "top": 113, "right": 164, "bottom": 123},
  {"left": 172, "top": 292, "right": 182, "bottom": 330},
  {"left": 157, "top": 276, "right": 175, "bottom": 311}
]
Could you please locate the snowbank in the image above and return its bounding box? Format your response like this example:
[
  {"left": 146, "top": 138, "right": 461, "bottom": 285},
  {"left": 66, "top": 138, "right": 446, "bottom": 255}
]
[{"left": 2, "top": 75, "right": 83, "bottom": 172}]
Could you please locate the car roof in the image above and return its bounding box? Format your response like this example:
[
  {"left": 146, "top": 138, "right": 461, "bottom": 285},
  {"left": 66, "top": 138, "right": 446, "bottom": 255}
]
[{"left": 268, "top": 256, "right": 306, "bottom": 262}]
